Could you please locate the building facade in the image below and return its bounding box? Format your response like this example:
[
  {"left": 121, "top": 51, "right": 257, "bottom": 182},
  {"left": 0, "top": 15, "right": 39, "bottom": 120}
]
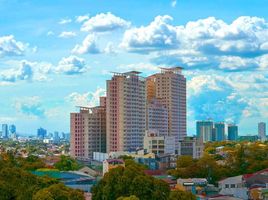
[
  {"left": 146, "top": 98, "right": 168, "bottom": 137},
  {"left": 228, "top": 124, "right": 238, "bottom": 141},
  {"left": 143, "top": 130, "right": 175, "bottom": 155},
  {"left": 258, "top": 122, "right": 266, "bottom": 141},
  {"left": 1, "top": 124, "right": 8, "bottom": 139},
  {"left": 146, "top": 67, "right": 187, "bottom": 150},
  {"left": 37, "top": 127, "right": 47, "bottom": 139},
  {"left": 214, "top": 122, "right": 225, "bottom": 142},
  {"left": 70, "top": 98, "right": 106, "bottom": 160},
  {"left": 178, "top": 136, "right": 204, "bottom": 159},
  {"left": 106, "top": 71, "right": 146, "bottom": 152},
  {"left": 196, "top": 120, "right": 213, "bottom": 142}
]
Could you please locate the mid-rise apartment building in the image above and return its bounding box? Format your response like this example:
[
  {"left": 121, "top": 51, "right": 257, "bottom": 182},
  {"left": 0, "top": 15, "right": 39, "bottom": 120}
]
[
  {"left": 70, "top": 97, "right": 106, "bottom": 160},
  {"left": 178, "top": 136, "right": 204, "bottom": 159},
  {"left": 143, "top": 130, "right": 175, "bottom": 155}
]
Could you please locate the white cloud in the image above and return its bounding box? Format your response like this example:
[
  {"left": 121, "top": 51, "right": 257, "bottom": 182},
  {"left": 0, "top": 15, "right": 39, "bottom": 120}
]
[
  {"left": 66, "top": 88, "right": 105, "bottom": 107},
  {"left": 47, "top": 31, "right": 54, "bottom": 36},
  {"left": 121, "top": 15, "right": 179, "bottom": 52},
  {"left": 59, "top": 18, "right": 72, "bottom": 24},
  {"left": 171, "top": 0, "right": 177, "bottom": 7},
  {"left": 14, "top": 96, "right": 45, "bottom": 118},
  {"left": 59, "top": 31, "right": 77, "bottom": 38},
  {"left": 56, "top": 55, "right": 88, "bottom": 75},
  {"left": 117, "top": 62, "right": 159, "bottom": 72},
  {"left": 0, "top": 35, "right": 27, "bottom": 57},
  {"left": 0, "top": 60, "right": 53, "bottom": 83},
  {"left": 81, "top": 12, "right": 130, "bottom": 32},
  {"left": 76, "top": 14, "right": 90, "bottom": 23},
  {"left": 72, "top": 34, "right": 100, "bottom": 54},
  {"left": 104, "top": 42, "right": 117, "bottom": 54}
]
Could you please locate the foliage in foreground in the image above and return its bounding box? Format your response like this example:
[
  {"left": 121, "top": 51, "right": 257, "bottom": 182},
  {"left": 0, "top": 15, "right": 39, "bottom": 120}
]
[
  {"left": 0, "top": 152, "right": 84, "bottom": 200},
  {"left": 92, "top": 159, "right": 195, "bottom": 200}
]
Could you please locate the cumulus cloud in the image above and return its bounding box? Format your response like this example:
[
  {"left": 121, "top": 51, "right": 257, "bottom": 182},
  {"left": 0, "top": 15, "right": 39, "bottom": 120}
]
[
  {"left": 66, "top": 88, "right": 105, "bottom": 107},
  {"left": 59, "top": 31, "right": 77, "bottom": 38},
  {"left": 187, "top": 71, "right": 268, "bottom": 123},
  {"left": 56, "top": 55, "right": 88, "bottom": 75},
  {"left": 121, "top": 15, "right": 268, "bottom": 71},
  {"left": 0, "top": 35, "right": 27, "bottom": 57},
  {"left": 76, "top": 14, "right": 90, "bottom": 23},
  {"left": 104, "top": 42, "right": 117, "bottom": 54},
  {"left": 121, "top": 15, "right": 179, "bottom": 52},
  {"left": 72, "top": 34, "right": 101, "bottom": 54},
  {"left": 0, "top": 60, "right": 53, "bottom": 83},
  {"left": 59, "top": 18, "right": 72, "bottom": 24},
  {"left": 14, "top": 96, "right": 45, "bottom": 118},
  {"left": 81, "top": 12, "right": 130, "bottom": 32}
]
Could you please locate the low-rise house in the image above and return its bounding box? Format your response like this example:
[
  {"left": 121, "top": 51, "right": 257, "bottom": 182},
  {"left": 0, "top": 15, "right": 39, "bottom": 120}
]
[
  {"left": 218, "top": 175, "right": 248, "bottom": 200},
  {"left": 176, "top": 178, "right": 207, "bottom": 194}
]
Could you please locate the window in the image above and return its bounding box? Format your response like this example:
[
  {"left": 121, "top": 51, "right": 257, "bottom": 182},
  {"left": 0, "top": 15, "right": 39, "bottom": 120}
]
[
  {"left": 231, "top": 184, "right": 236, "bottom": 188},
  {"left": 225, "top": 184, "right": 229, "bottom": 188}
]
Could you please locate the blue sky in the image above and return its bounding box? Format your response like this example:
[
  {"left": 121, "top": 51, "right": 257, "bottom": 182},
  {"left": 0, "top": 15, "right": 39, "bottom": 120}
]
[{"left": 1, "top": 0, "right": 268, "bottom": 135}]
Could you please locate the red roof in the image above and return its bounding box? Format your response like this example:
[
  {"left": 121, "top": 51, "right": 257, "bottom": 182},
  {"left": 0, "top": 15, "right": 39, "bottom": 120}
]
[{"left": 243, "top": 168, "right": 268, "bottom": 180}]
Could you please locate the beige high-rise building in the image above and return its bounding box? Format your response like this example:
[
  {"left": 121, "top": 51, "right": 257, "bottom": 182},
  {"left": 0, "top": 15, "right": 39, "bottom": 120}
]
[
  {"left": 106, "top": 71, "right": 146, "bottom": 152},
  {"left": 146, "top": 98, "right": 168, "bottom": 137},
  {"left": 146, "top": 67, "right": 187, "bottom": 150},
  {"left": 70, "top": 97, "right": 106, "bottom": 160}
]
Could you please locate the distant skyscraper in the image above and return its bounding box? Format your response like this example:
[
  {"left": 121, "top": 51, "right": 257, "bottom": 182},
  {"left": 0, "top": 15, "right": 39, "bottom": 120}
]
[
  {"left": 53, "top": 131, "right": 60, "bottom": 143},
  {"left": 37, "top": 127, "right": 47, "bottom": 139},
  {"left": 9, "top": 124, "right": 17, "bottom": 139},
  {"left": 70, "top": 97, "right": 106, "bottom": 159},
  {"left": 9, "top": 124, "right": 16, "bottom": 134},
  {"left": 196, "top": 120, "right": 213, "bottom": 142},
  {"left": 146, "top": 67, "right": 187, "bottom": 150},
  {"left": 214, "top": 122, "right": 225, "bottom": 141},
  {"left": 106, "top": 71, "right": 146, "bottom": 152},
  {"left": 258, "top": 122, "right": 266, "bottom": 141},
  {"left": 2, "top": 124, "right": 8, "bottom": 139},
  {"left": 228, "top": 124, "right": 238, "bottom": 141}
]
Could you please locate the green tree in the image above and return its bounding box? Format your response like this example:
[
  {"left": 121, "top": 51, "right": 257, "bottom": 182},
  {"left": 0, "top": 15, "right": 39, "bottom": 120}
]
[
  {"left": 33, "top": 184, "right": 84, "bottom": 200},
  {"left": 169, "top": 190, "right": 196, "bottom": 200},
  {"left": 117, "top": 195, "right": 139, "bottom": 200},
  {"left": 92, "top": 163, "right": 170, "bottom": 200},
  {"left": 54, "top": 155, "right": 80, "bottom": 171}
]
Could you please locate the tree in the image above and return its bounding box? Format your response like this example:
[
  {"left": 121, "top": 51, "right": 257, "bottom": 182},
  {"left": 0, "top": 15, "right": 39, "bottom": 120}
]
[
  {"left": 54, "top": 155, "right": 80, "bottom": 171},
  {"left": 117, "top": 195, "right": 139, "bottom": 200},
  {"left": 33, "top": 184, "right": 84, "bottom": 200},
  {"left": 169, "top": 190, "right": 196, "bottom": 200},
  {"left": 92, "top": 163, "right": 170, "bottom": 200}
]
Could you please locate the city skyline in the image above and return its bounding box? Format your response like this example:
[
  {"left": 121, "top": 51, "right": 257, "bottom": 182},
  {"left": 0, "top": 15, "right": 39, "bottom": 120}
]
[{"left": 1, "top": 0, "right": 268, "bottom": 135}]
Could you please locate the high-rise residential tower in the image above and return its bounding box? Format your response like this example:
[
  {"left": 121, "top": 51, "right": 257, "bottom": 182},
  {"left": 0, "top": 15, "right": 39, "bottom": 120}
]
[
  {"left": 196, "top": 120, "right": 213, "bottom": 142},
  {"left": 146, "top": 67, "right": 187, "bottom": 149},
  {"left": 258, "top": 122, "right": 266, "bottom": 141},
  {"left": 70, "top": 97, "right": 106, "bottom": 160},
  {"left": 228, "top": 124, "right": 238, "bottom": 141},
  {"left": 214, "top": 122, "right": 225, "bottom": 141},
  {"left": 146, "top": 98, "right": 168, "bottom": 137},
  {"left": 106, "top": 71, "right": 146, "bottom": 152}
]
